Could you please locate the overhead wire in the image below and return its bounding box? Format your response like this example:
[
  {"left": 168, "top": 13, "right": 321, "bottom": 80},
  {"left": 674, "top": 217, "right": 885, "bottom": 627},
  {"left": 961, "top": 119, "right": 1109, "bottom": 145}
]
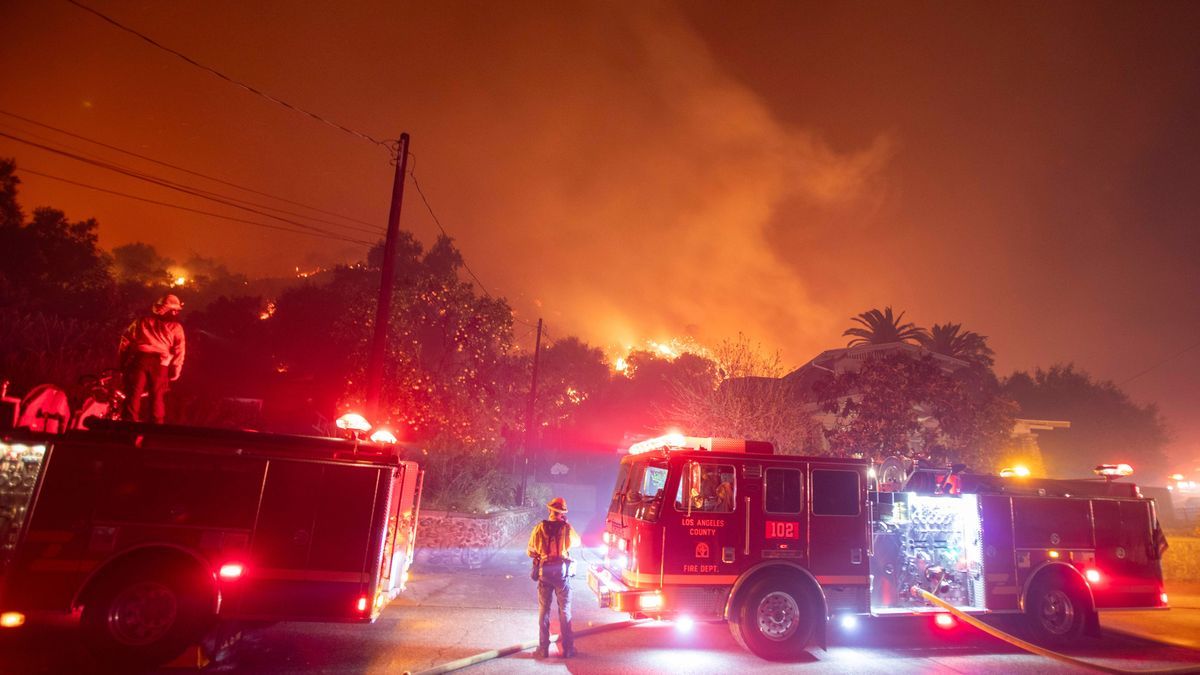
[
  {"left": 1120, "top": 338, "right": 1200, "bottom": 387},
  {"left": 406, "top": 152, "right": 493, "bottom": 296},
  {"left": 18, "top": 166, "right": 370, "bottom": 245},
  {"left": 65, "top": 0, "right": 392, "bottom": 151},
  {"left": 0, "top": 130, "right": 376, "bottom": 243},
  {"left": 62, "top": 0, "right": 552, "bottom": 334},
  {"left": 0, "top": 119, "right": 380, "bottom": 236},
  {"left": 0, "top": 108, "right": 382, "bottom": 231}
]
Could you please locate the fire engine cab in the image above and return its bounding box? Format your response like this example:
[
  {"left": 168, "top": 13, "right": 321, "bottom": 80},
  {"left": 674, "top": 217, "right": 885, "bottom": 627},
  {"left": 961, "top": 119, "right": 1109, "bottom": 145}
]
[
  {"left": 0, "top": 419, "right": 422, "bottom": 668},
  {"left": 588, "top": 434, "right": 1168, "bottom": 661}
]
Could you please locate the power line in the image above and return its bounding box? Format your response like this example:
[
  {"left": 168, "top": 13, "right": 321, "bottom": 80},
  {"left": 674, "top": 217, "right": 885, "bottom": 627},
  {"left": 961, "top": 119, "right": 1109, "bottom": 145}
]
[
  {"left": 1120, "top": 338, "right": 1200, "bottom": 387},
  {"left": 65, "top": 0, "right": 392, "bottom": 151},
  {"left": 404, "top": 154, "right": 545, "bottom": 331},
  {"left": 19, "top": 166, "right": 370, "bottom": 245},
  {"left": 0, "top": 108, "right": 382, "bottom": 232},
  {"left": 60, "top": 0, "right": 549, "bottom": 331},
  {"left": 0, "top": 130, "right": 375, "bottom": 243},
  {"left": 406, "top": 156, "right": 492, "bottom": 297},
  {"left": 3, "top": 122, "right": 388, "bottom": 237}
]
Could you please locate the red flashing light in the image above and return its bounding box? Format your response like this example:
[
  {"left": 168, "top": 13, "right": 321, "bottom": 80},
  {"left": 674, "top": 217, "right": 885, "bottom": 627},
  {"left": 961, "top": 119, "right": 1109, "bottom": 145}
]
[
  {"left": 1093, "top": 463, "right": 1133, "bottom": 478},
  {"left": 629, "top": 433, "right": 686, "bottom": 455},
  {"left": 337, "top": 413, "right": 372, "bottom": 433},
  {"left": 934, "top": 613, "right": 956, "bottom": 629},
  {"left": 638, "top": 593, "right": 663, "bottom": 610},
  {"left": 356, "top": 595, "right": 369, "bottom": 612},
  {"left": 1161, "top": 592, "right": 1170, "bottom": 605},
  {"left": 218, "top": 563, "right": 245, "bottom": 580},
  {"left": 1085, "top": 569, "right": 1102, "bottom": 584},
  {"left": 369, "top": 428, "right": 398, "bottom": 444}
]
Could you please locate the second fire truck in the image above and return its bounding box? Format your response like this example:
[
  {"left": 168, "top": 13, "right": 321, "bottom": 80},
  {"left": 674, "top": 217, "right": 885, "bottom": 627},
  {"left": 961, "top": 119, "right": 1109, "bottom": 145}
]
[
  {"left": 588, "top": 434, "right": 1168, "bottom": 660},
  {"left": 0, "top": 418, "right": 423, "bottom": 668}
]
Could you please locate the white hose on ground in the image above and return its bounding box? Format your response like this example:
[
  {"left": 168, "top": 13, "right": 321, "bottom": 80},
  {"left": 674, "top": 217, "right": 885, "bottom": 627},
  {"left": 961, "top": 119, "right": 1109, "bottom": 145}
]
[{"left": 918, "top": 589, "right": 1200, "bottom": 675}]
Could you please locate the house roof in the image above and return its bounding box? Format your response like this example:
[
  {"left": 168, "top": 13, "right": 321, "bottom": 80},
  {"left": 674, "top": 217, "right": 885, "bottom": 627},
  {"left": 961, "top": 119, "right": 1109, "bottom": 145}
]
[{"left": 782, "top": 342, "right": 971, "bottom": 398}]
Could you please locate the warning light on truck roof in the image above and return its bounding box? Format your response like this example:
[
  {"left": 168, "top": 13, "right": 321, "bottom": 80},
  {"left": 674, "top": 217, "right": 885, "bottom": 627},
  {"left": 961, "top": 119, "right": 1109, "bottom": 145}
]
[
  {"left": 628, "top": 433, "right": 687, "bottom": 455},
  {"left": 1093, "top": 463, "right": 1133, "bottom": 478},
  {"left": 369, "top": 428, "right": 398, "bottom": 444},
  {"left": 337, "top": 413, "right": 372, "bottom": 432}
]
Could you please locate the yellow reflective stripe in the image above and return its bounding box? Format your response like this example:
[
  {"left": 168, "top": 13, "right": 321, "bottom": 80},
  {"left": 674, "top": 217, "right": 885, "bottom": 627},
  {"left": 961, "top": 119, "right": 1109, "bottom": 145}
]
[{"left": 814, "top": 575, "right": 868, "bottom": 584}]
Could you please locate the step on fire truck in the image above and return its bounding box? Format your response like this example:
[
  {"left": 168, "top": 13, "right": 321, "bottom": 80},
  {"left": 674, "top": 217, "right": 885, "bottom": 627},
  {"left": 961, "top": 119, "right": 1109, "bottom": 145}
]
[
  {"left": 588, "top": 434, "right": 1168, "bottom": 661},
  {"left": 0, "top": 417, "right": 422, "bottom": 668}
]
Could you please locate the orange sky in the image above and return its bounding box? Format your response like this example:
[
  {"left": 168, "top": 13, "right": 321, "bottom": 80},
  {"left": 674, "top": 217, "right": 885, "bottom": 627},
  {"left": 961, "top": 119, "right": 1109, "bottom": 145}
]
[{"left": 1, "top": 1, "right": 1197, "bottom": 473}]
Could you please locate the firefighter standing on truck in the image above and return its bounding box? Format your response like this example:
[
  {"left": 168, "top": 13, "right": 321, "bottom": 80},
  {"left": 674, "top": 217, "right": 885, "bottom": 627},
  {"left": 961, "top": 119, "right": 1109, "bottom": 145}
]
[
  {"left": 528, "top": 496, "right": 581, "bottom": 658},
  {"left": 118, "top": 293, "right": 185, "bottom": 424}
]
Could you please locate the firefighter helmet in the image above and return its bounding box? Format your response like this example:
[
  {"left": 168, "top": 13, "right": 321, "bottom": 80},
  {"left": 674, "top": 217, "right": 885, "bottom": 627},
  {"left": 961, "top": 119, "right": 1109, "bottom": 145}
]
[
  {"left": 154, "top": 294, "right": 184, "bottom": 314},
  {"left": 547, "top": 497, "right": 568, "bottom": 513}
]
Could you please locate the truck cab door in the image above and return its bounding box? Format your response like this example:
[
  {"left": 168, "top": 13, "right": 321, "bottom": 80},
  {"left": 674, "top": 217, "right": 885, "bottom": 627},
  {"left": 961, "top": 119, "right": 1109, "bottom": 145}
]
[
  {"left": 754, "top": 464, "right": 807, "bottom": 566},
  {"left": 661, "top": 459, "right": 742, "bottom": 585},
  {"left": 807, "top": 464, "right": 869, "bottom": 587}
]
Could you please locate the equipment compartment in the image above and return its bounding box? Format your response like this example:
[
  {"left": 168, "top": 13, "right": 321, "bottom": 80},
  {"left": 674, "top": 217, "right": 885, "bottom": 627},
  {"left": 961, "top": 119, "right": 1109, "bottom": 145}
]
[
  {"left": 870, "top": 492, "right": 985, "bottom": 613},
  {"left": 0, "top": 440, "right": 47, "bottom": 574}
]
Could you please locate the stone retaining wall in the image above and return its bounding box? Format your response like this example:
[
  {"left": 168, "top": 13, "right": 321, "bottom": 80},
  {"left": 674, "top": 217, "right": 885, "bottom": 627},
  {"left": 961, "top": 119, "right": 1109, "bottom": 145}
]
[
  {"left": 1163, "top": 536, "right": 1200, "bottom": 582},
  {"left": 414, "top": 507, "right": 540, "bottom": 569}
]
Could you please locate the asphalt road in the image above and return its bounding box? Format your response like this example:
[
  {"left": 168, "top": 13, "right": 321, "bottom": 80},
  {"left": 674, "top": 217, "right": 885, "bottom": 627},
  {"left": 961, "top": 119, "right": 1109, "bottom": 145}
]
[{"left": 3, "top": 542, "right": 1199, "bottom": 674}]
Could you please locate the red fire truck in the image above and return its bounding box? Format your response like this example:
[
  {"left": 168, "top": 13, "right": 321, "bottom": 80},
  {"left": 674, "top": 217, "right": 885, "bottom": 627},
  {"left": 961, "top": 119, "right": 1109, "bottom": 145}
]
[
  {"left": 0, "top": 419, "right": 422, "bottom": 668},
  {"left": 588, "top": 434, "right": 1168, "bottom": 661}
]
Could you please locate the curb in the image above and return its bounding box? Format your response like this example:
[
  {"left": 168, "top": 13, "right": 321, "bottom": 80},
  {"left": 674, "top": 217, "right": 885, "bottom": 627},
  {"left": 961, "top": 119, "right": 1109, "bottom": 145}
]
[
  {"left": 403, "top": 619, "right": 641, "bottom": 675},
  {"left": 1104, "top": 626, "right": 1200, "bottom": 652}
]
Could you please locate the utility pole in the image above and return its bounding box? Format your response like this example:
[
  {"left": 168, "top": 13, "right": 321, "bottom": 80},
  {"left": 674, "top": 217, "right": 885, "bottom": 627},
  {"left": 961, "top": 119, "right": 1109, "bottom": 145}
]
[
  {"left": 518, "top": 318, "right": 543, "bottom": 505},
  {"left": 365, "top": 133, "right": 410, "bottom": 420}
]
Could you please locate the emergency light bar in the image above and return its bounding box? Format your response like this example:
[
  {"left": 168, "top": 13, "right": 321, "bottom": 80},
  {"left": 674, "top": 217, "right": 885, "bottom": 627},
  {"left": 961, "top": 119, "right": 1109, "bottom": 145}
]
[
  {"left": 1093, "top": 463, "right": 1133, "bottom": 478},
  {"left": 627, "top": 434, "right": 774, "bottom": 455},
  {"left": 336, "top": 413, "right": 372, "bottom": 433}
]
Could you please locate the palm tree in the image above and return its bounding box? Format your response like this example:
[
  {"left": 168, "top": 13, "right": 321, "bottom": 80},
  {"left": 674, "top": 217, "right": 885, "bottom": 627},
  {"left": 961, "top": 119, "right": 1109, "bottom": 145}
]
[
  {"left": 918, "top": 322, "right": 995, "bottom": 367},
  {"left": 843, "top": 307, "right": 927, "bottom": 346}
]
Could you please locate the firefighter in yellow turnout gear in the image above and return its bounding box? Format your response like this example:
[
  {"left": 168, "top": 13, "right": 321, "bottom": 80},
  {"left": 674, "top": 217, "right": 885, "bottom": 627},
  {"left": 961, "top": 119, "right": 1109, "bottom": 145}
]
[{"left": 527, "top": 497, "right": 581, "bottom": 658}]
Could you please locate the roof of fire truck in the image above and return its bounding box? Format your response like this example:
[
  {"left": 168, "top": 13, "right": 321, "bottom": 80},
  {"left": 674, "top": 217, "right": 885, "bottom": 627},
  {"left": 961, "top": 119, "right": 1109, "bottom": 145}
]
[
  {"left": 27, "top": 419, "right": 415, "bottom": 467},
  {"left": 621, "top": 433, "right": 867, "bottom": 467},
  {"left": 902, "top": 467, "right": 1143, "bottom": 499}
]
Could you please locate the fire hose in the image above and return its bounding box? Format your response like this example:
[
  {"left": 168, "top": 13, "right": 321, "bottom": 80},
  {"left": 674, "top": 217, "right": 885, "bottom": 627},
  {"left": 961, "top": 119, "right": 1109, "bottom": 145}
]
[
  {"left": 402, "top": 619, "right": 642, "bottom": 675},
  {"left": 917, "top": 589, "right": 1200, "bottom": 674}
]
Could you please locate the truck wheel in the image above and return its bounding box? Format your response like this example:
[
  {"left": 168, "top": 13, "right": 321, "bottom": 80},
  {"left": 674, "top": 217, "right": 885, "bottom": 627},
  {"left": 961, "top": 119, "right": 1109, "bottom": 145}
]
[
  {"left": 1024, "top": 575, "right": 1088, "bottom": 645},
  {"left": 728, "top": 574, "right": 817, "bottom": 661},
  {"left": 81, "top": 562, "right": 215, "bottom": 669}
]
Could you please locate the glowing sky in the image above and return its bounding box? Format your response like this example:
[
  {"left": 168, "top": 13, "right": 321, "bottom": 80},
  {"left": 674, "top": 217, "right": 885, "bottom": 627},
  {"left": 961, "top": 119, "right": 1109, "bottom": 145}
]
[{"left": 1, "top": 1, "right": 1197, "bottom": 470}]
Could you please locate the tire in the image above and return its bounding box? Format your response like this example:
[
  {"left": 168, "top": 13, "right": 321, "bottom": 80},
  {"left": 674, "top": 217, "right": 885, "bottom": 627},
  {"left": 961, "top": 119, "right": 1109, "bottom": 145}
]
[
  {"left": 80, "top": 561, "right": 215, "bottom": 670},
  {"left": 728, "top": 574, "right": 818, "bottom": 661},
  {"left": 1023, "top": 575, "right": 1089, "bottom": 645}
]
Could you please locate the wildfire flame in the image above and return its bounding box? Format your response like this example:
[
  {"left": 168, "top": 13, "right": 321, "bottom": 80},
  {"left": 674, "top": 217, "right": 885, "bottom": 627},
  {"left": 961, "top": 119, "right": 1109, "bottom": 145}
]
[{"left": 609, "top": 337, "right": 709, "bottom": 376}]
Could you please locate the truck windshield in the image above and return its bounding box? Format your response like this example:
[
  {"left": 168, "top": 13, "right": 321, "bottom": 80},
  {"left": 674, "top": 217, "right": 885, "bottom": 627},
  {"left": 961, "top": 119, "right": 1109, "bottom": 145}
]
[{"left": 615, "top": 459, "right": 669, "bottom": 521}]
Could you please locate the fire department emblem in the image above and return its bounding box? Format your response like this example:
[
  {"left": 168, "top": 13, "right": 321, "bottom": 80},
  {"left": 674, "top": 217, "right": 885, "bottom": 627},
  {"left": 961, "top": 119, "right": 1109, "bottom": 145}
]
[
  {"left": 1116, "top": 546, "right": 1126, "bottom": 560},
  {"left": 695, "top": 542, "right": 710, "bottom": 559},
  {"left": 1050, "top": 533, "right": 1061, "bottom": 545}
]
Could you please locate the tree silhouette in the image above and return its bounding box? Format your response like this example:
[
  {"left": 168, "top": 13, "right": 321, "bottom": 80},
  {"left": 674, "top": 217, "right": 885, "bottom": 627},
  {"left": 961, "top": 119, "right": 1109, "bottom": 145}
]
[
  {"left": 918, "top": 322, "right": 995, "bottom": 367},
  {"left": 843, "top": 307, "right": 927, "bottom": 346}
]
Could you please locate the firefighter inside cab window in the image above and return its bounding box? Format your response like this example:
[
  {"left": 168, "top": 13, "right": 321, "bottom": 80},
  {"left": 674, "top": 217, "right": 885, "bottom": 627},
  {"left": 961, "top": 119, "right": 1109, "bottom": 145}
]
[{"left": 675, "top": 462, "right": 736, "bottom": 513}]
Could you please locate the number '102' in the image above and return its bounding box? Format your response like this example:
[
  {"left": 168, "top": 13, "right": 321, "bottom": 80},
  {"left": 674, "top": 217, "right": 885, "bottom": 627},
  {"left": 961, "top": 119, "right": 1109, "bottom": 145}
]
[{"left": 765, "top": 521, "right": 799, "bottom": 539}]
